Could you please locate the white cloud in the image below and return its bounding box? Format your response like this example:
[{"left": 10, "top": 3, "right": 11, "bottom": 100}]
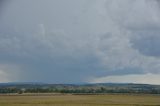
[
  {"left": 0, "top": 64, "right": 21, "bottom": 82},
  {"left": 0, "top": 70, "right": 9, "bottom": 82},
  {"left": 89, "top": 73, "right": 160, "bottom": 85}
]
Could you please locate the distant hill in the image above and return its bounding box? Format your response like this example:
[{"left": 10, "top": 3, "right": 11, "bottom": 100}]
[{"left": 0, "top": 83, "right": 160, "bottom": 94}]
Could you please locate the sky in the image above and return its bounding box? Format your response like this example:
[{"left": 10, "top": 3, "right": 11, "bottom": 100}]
[{"left": 1, "top": 0, "right": 160, "bottom": 84}]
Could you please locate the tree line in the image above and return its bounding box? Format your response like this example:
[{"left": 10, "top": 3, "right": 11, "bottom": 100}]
[{"left": 0, "top": 86, "right": 160, "bottom": 94}]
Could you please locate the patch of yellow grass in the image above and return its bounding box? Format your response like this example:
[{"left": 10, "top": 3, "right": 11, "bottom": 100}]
[{"left": 0, "top": 94, "right": 160, "bottom": 106}]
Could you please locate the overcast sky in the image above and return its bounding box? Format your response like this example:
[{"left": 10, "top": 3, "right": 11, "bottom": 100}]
[{"left": 1, "top": 0, "right": 160, "bottom": 84}]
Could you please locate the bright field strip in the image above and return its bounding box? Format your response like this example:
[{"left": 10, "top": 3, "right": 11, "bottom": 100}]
[{"left": 0, "top": 94, "right": 160, "bottom": 106}]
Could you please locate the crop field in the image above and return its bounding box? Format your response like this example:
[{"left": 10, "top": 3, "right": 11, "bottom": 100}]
[{"left": 0, "top": 94, "right": 160, "bottom": 106}]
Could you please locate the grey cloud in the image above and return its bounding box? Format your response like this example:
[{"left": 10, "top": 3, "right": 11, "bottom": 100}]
[
  {"left": 131, "top": 30, "right": 160, "bottom": 57},
  {"left": 106, "top": 0, "right": 160, "bottom": 29},
  {"left": 106, "top": 0, "right": 160, "bottom": 57},
  {"left": 1, "top": 0, "right": 160, "bottom": 83}
]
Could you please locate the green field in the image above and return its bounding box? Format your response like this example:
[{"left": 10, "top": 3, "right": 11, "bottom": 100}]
[{"left": 0, "top": 94, "right": 160, "bottom": 106}]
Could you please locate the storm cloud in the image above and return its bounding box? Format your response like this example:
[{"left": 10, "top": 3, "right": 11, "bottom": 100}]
[{"left": 0, "top": 0, "right": 160, "bottom": 84}]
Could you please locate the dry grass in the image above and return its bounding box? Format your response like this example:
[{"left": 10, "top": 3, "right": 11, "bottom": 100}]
[{"left": 0, "top": 94, "right": 160, "bottom": 106}]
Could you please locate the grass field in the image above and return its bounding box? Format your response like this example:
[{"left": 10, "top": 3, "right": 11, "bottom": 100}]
[{"left": 0, "top": 94, "right": 160, "bottom": 106}]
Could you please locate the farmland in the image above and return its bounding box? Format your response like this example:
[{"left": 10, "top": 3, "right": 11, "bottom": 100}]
[{"left": 0, "top": 94, "right": 160, "bottom": 106}]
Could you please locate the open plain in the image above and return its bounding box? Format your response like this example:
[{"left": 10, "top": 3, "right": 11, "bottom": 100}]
[{"left": 0, "top": 94, "right": 160, "bottom": 106}]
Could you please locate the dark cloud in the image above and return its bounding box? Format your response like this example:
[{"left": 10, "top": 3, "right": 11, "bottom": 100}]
[
  {"left": 0, "top": 0, "right": 160, "bottom": 83},
  {"left": 131, "top": 30, "right": 160, "bottom": 57}
]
